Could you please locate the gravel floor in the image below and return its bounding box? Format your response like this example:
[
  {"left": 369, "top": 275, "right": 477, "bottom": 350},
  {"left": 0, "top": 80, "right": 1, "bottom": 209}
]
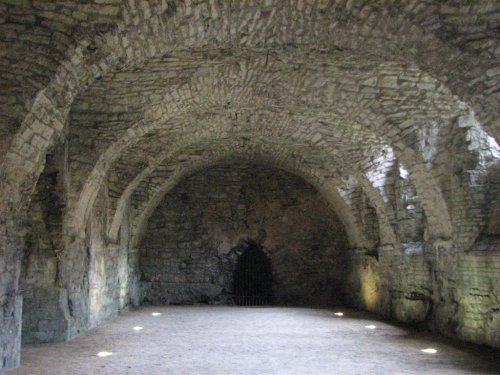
[{"left": 7, "top": 306, "right": 500, "bottom": 375}]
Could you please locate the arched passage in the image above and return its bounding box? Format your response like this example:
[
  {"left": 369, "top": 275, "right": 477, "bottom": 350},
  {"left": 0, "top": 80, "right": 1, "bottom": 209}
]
[
  {"left": 1, "top": 2, "right": 500, "bottom": 371},
  {"left": 232, "top": 241, "right": 273, "bottom": 306},
  {"left": 136, "top": 163, "right": 351, "bottom": 308}
]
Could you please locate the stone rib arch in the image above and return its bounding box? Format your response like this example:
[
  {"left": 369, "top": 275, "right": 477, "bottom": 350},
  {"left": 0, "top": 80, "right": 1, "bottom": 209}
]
[
  {"left": 127, "top": 141, "right": 400, "bottom": 249},
  {"left": 102, "top": 123, "right": 372, "bottom": 248},
  {"left": 128, "top": 142, "right": 367, "bottom": 249},
  {"left": 71, "top": 62, "right": 461, "bottom": 243},
  {"left": 1, "top": 2, "right": 499, "bottom": 371},
  {"left": 105, "top": 124, "right": 400, "bottom": 252},
  {"left": 102, "top": 105, "right": 364, "bottom": 242},
  {"left": 113, "top": 124, "right": 400, "bottom": 248},
  {"left": 3, "top": 0, "right": 498, "bottom": 223}
]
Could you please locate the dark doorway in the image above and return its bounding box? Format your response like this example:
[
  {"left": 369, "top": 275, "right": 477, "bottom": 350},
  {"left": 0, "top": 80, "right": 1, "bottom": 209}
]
[{"left": 233, "top": 242, "right": 274, "bottom": 305}]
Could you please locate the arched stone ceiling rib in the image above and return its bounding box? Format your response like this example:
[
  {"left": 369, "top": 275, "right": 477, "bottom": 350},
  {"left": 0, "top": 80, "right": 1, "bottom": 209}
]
[
  {"left": 125, "top": 140, "right": 371, "bottom": 249},
  {"left": 101, "top": 126, "right": 371, "bottom": 240},
  {"left": 127, "top": 144, "right": 401, "bottom": 250},
  {"left": 1, "top": 0, "right": 497, "bottom": 226},
  {"left": 0, "top": 0, "right": 123, "bottom": 155},
  {"left": 103, "top": 112, "right": 403, "bottom": 247},
  {"left": 70, "top": 60, "right": 464, "bottom": 242}
]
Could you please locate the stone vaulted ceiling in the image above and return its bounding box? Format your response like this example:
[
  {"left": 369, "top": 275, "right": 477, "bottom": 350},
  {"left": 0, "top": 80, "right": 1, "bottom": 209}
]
[
  {"left": 1, "top": 3, "right": 500, "bottom": 369},
  {"left": 0, "top": 0, "right": 499, "bottom": 247}
]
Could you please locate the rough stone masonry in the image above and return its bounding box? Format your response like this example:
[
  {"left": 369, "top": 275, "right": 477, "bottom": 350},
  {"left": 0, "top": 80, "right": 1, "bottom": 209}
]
[{"left": 0, "top": 0, "right": 499, "bottom": 372}]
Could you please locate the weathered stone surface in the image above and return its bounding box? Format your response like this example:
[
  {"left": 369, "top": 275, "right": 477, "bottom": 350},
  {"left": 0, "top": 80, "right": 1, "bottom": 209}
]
[
  {"left": 139, "top": 165, "right": 349, "bottom": 307},
  {"left": 21, "top": 288, "right": 70, "bottom": 344},
  {"left": 0, "top": 1, "right": 500, "bottom": 372}
]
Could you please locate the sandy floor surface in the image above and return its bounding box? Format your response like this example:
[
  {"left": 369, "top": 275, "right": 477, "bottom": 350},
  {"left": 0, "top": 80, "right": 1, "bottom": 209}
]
[{"left": 7, "top": 306, "right": 500, "bottom": 375}]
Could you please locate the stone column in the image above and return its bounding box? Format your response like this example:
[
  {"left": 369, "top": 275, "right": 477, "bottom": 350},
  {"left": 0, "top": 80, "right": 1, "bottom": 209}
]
[{"left": 0, "top": 222, "right": 24, "bottom": 372}]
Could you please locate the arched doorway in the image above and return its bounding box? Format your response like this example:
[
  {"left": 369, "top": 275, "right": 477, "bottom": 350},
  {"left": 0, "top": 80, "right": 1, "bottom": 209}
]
[{"left": 233, "top": 242, "right": 273, "bottom": 305}]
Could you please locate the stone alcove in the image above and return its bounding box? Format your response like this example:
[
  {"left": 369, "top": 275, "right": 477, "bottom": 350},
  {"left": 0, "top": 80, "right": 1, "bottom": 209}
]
[
  {"left": 232, "top": 241, "right": 274, "bottom": 305},
  {"left": 137, "top": 163, "right": 350, "bottom": 307}
]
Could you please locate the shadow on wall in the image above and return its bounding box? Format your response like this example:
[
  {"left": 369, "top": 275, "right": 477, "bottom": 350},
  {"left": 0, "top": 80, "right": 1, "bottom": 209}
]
[
  {"left": 136, "top": 164, "right": 351, "bottom": 308},
  {"left": 232, "top": 240, "right": 273, "bottom": 306},
  {"left": 138, "top": 238, "right": 272, "bottom": 306}
]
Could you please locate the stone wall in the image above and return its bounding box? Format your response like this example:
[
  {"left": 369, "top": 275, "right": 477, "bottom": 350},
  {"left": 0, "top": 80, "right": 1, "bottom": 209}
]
[
  {"left": 138, "top": 164, "right": 350, "bottom": 307},
  {"left": 442, "top": 119, "right": 500, "bottom": 347},
  {"left": 85, "top": 179, "right": 135, "bottom": 331},
  {"left": 18, "top": 148, "right": 135, "bottom": 347},
  {"left": 21, "top": 288, "right": 70, "bottom": 344},
  {"left": 19, "top": 152, "right": 71, "bottom": 345},
  {"left": 1, "top": 2, "right": 500, "bottom": 371},
  {"left": 349, "top": 117, "right": 500, "bottom": 348}
]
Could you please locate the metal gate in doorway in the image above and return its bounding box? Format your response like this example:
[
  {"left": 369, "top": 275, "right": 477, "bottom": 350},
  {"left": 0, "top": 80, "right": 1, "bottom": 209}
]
[{"left": 232, "top": 243, "right": 273, "bottom": 306}]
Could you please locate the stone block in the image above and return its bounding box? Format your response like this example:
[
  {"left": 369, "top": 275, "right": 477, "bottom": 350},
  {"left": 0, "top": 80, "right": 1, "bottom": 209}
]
[
  {"left": 392, "top": 297, "right": 431, "bottom": 323},
  {"left": 22, "top": 288, "right": 71, "bottom": 344},
  {"left": 38, "top": 319, "right": 49, "bottom": 331}
]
